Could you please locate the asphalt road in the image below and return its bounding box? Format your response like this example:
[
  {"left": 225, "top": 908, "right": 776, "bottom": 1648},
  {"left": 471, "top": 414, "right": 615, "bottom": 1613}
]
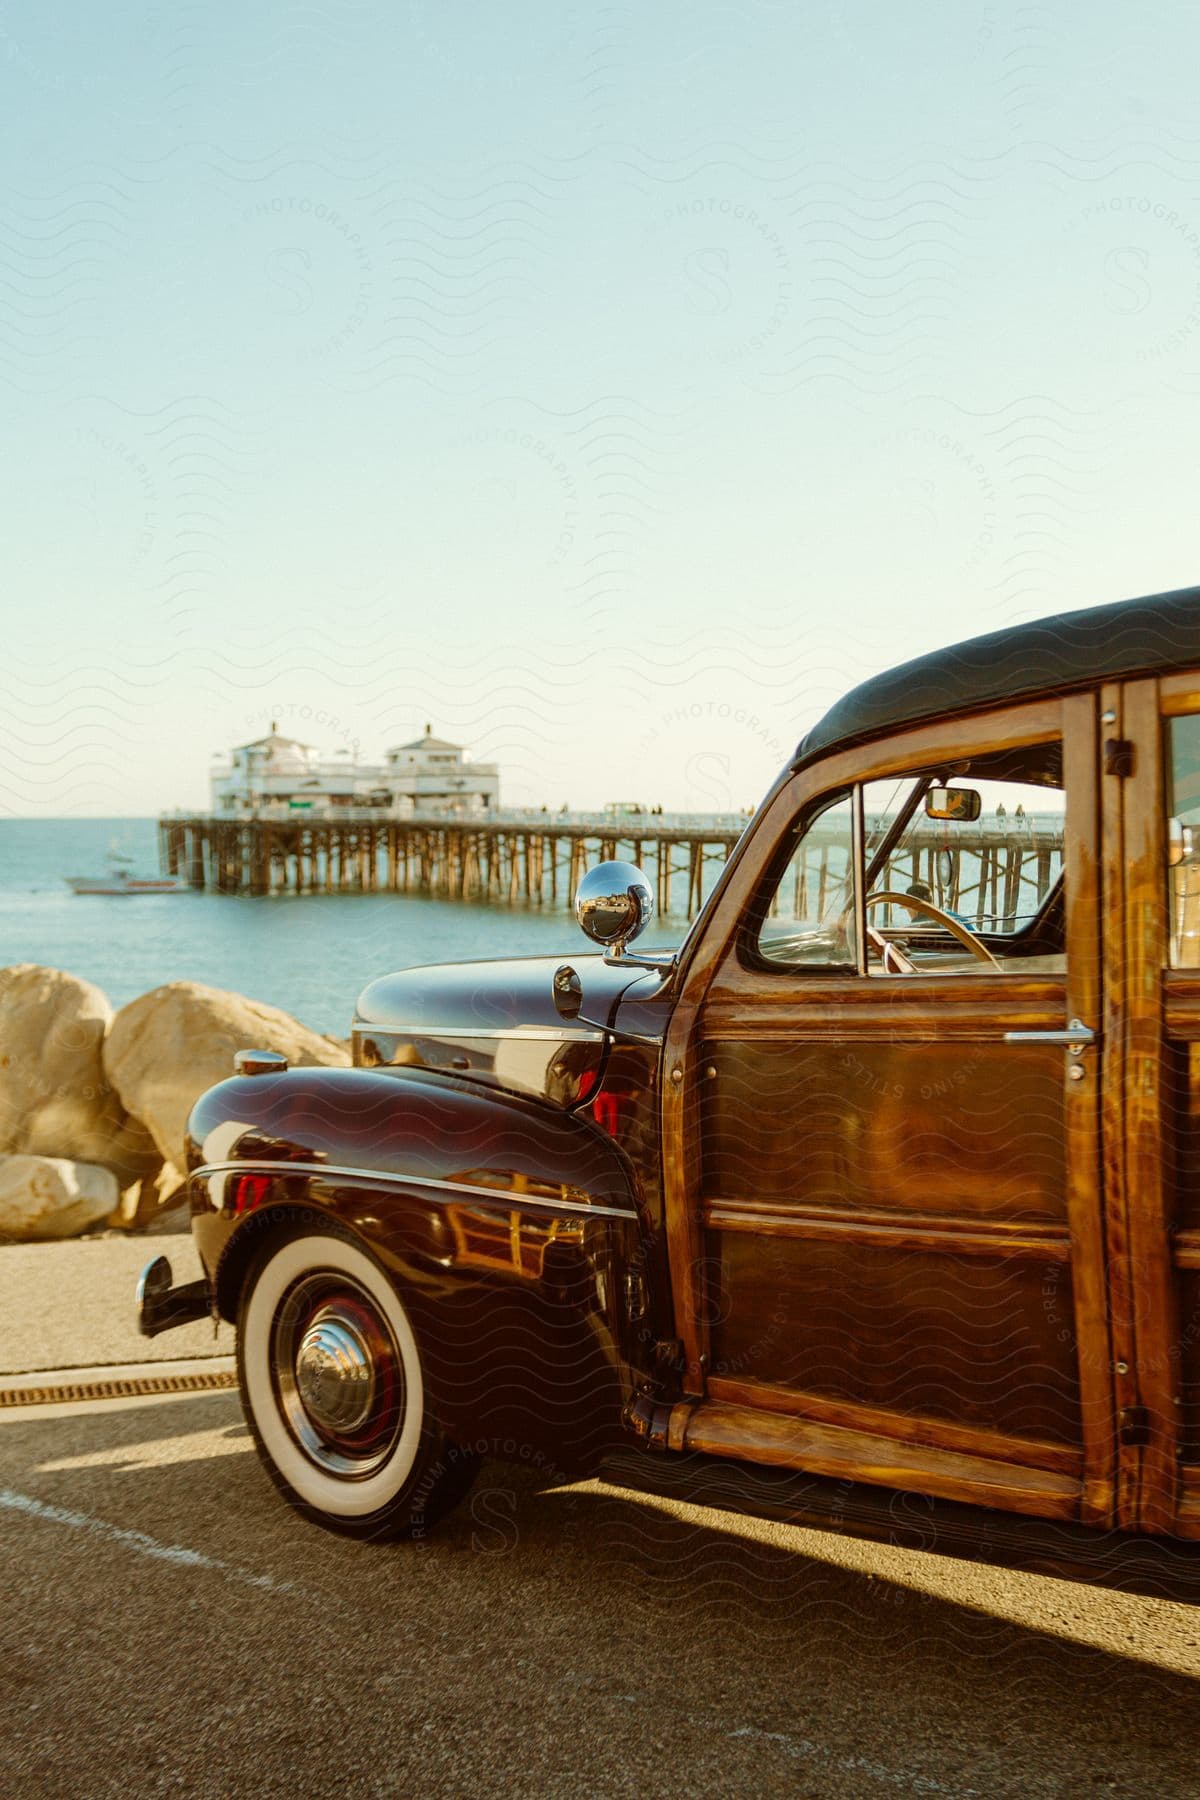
[{"left": 2, "top": 1384, "right": 1199, "bottom": 1799}]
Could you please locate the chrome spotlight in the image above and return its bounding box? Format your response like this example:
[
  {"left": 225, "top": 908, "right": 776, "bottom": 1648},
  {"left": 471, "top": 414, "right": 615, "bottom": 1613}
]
[{"left": 574, "top": 860, "right": 655, "bottom": 959}]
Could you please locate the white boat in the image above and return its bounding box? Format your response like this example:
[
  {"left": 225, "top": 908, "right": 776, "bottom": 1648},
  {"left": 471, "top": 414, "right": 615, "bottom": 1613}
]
[{"left": 64, "top": 852, "right": 185, "bottom": 896}]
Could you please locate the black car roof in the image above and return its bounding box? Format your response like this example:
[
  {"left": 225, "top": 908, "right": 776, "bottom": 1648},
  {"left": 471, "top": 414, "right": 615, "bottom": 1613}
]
[{"left": 793, "top": 582, "right": 1200, "bottom": 770}]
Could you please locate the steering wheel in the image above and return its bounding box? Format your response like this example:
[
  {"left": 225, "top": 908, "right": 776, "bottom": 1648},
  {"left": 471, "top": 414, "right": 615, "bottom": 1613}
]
[{"left": 864, "top": 889, "right": 1000, "bottom": 970}]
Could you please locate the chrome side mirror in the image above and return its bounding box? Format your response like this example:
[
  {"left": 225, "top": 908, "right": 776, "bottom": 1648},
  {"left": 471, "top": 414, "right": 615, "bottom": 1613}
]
[{"left": 575, "top": 861, "right": 655, "bottom": 960}]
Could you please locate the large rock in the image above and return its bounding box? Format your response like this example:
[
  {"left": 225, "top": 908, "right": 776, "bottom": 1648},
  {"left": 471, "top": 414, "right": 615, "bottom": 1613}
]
[
  {"left": 0, "top": 965, "right": 161, "bottom": 1189},
  {"left": 0, "top": 1154, "right": 119, "bottom": 1241},
  {"left": 106, "top": 1160, "right": 186, "bottom": 1231},
  {"left": 104, "top": 981, "right": 350, "bottom": 1170}
]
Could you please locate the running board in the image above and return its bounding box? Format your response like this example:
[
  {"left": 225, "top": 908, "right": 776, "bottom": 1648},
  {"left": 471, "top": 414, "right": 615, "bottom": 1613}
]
[{"left": 679, "top": 1399, "right": 1081, "bottom": 1521}]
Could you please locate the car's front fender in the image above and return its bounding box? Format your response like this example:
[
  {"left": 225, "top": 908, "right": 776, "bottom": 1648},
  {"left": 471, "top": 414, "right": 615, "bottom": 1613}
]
[{"left": 185, "top": 1066, "right": 663, "bottom": 1471}]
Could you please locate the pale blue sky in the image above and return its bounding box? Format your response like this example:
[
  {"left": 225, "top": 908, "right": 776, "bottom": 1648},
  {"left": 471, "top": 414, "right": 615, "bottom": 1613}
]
[{"left": 4, "top": 3, "right": 1200, "bottom": 815}]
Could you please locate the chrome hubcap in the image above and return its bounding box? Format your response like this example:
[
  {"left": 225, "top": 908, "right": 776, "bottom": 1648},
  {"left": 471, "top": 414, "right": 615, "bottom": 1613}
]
[
  {"left": 272, "top": 1275, "right": 405, "bottom": 1479},
  {"left": 294, "top": 1312, "right": 375, "bottom": 1434}
]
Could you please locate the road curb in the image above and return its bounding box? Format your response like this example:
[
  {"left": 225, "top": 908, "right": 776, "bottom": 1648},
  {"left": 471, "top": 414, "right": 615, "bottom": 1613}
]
[{"left": 0, "top": 1357, "right": 237, "bottom": 1408}]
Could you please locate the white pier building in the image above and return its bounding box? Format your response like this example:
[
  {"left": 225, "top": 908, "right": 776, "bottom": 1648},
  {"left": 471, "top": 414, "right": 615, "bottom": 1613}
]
[{"left": 211, "top": 724, "right": 500, "bottom": 819}]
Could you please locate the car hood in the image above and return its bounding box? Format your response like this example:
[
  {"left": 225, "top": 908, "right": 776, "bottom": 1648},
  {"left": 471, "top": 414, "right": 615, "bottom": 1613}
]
[
  {"left": 352, "top": 954, "right": 671, "bottom": 1108},
  {"left": 355, "top": 953, "right": 656, "bottom": 1037}
]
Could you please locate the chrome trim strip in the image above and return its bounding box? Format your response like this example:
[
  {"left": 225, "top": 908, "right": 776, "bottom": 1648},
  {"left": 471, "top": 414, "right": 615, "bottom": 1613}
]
[
  {"left": 190, "top": 1160, "right": 636, "bottom": 1220},
  {"left": 351, "top": 1022, "right": 605, "bottom": 1044}
]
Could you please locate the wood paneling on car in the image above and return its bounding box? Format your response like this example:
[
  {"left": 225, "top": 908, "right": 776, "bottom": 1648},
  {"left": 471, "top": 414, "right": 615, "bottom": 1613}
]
[
  {"left": 705, "top": 1230, "right": 1081, "bottom": 1445},
  {"left": 700, "top": 1041, "right": 1067, "bottom": 1221}
]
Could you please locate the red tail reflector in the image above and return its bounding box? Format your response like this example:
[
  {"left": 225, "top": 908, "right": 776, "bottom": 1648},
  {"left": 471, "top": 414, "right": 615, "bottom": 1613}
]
[
  {"left": 589, "top": 1090, "right": 629, "bottom": 1137},
  {"left": 229, "top": 1172, "right": 272, "bottom": 1216}
]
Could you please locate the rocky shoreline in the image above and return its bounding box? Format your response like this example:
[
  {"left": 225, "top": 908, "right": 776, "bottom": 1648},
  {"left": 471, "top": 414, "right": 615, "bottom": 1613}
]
[{"left": 0, "top": 965, "right": 349, "bottom": 1241}]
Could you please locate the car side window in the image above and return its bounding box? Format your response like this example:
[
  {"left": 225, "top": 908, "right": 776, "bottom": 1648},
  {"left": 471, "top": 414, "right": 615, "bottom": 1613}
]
[
  {"left": 754, "top": 740, "right": 1066, "bottom": 977},
  {"left": 1167, "top": 712, "right": 1200, "bottom": 968},
  {"left": 757, "top": 792, "right": 857, "bottom": 970}
]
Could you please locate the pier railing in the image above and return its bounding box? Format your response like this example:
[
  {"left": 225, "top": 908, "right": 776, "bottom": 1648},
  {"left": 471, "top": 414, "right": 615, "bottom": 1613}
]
[
  {"left": 159, "top": 811, "right": 1064, "bottom": 923},
  {"left": 159, "top": 806, "right": 750, "bottom": 831}
]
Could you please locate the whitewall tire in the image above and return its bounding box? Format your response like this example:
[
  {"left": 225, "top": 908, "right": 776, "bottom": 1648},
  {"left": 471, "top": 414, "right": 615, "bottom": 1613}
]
[{"left": 236, "top": 1224, "right": 477, "bottom": 1539}]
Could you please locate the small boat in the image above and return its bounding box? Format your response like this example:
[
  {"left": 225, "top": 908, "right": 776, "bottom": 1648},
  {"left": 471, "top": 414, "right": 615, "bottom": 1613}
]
[{"left": 64, "top": 852, "right": 185, "bottom": 896}]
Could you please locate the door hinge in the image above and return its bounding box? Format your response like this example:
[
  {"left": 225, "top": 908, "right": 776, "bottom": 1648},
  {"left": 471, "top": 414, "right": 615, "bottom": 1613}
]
[
  {"left": 1104, "top": 737, "right": 1135, "bottom": 778},
  {"left": 1118, "top": 1404, "right": 1151, "bottom": 1447}
]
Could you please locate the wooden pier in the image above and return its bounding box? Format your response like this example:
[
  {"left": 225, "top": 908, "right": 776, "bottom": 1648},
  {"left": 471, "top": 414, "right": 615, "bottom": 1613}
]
[
  {"left": 159, "top": 812, "right": 1064, "bottom": 924},
  {"left": 158, "top": 814, "right": 745, "bottom": 917}
]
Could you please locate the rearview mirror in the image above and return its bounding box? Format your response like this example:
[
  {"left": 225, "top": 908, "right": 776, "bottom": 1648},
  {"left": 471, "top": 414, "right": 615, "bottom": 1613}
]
[{"left": 925, "top": 785, "right": 981, "bottom": 823}]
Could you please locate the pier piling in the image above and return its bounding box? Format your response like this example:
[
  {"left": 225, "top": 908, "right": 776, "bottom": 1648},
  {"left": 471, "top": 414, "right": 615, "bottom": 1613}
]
[{"left": 157, "top": 813, "right": 1063, "bottom": 923}]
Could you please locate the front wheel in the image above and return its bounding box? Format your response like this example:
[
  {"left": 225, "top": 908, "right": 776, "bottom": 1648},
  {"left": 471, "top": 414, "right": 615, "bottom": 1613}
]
[{"left": 236, "top": 1224, "right": 478, "bottom": 1539}]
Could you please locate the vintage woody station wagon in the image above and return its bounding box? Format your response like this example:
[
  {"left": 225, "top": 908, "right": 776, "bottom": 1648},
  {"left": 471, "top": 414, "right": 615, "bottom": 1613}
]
[{"left": 140, "top": 585, "right": 1200, "bottom": 1595}]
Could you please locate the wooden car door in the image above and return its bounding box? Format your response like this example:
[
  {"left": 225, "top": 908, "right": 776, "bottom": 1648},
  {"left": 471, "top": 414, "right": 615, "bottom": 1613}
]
[
  {"left": 663, "top": 694, "right": 1117, "bottom": 1527},
  {"left": 1118, "top": 671, "right": 1200, "bottom": 1536}
]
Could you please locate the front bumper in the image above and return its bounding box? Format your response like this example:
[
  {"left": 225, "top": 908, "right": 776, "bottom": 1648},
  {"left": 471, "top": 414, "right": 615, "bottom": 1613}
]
[{"left": 135, "top": 1255, "right": 213, "bottom": 1338}]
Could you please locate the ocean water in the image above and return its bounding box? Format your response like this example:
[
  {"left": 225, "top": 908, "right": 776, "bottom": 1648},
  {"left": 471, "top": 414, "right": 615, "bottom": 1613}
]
[{"left": 0, "top": 819, "right": 684, "bottom": 1035}]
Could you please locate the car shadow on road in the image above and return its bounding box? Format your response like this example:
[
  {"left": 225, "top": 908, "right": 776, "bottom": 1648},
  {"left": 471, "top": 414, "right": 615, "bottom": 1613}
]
[{"left": 3, "top": 1394, "right": 1198, "bottom": 1798}]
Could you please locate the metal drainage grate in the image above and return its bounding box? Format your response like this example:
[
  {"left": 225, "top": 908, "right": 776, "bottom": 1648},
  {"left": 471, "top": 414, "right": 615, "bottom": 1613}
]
[{"left": 0, "top": 1368, "right": 238, "bottom": 1408}]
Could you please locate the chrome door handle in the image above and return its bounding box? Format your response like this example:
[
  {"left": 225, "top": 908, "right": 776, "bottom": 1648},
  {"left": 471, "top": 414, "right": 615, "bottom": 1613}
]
[{"left": 1003, "top": 1018, "right": 1096, "bottom": 1048}]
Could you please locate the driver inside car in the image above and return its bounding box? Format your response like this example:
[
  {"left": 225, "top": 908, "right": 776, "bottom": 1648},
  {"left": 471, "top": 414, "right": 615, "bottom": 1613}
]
[{"left": 902, "top": 878, "right": 974, "bottom": 930}]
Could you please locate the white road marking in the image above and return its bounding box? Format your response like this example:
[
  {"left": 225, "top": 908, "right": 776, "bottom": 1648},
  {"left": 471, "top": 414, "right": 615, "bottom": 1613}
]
[
  {"left": 722, "top": 1725, "right": 981, "bottom": 1796},
  {"left": 0, "top": 1486, "right": 337, "bottom": 1608},
  {"left": 606, "top": 1687, "right": 981, "bottom": 1795}
]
